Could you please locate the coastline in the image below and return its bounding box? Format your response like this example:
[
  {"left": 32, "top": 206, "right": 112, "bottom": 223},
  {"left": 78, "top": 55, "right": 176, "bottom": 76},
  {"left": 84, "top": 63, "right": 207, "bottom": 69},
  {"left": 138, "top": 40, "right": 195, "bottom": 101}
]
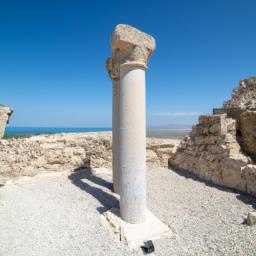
[{"left": 4, "top": 127, "right": 190, "bottom": 140}]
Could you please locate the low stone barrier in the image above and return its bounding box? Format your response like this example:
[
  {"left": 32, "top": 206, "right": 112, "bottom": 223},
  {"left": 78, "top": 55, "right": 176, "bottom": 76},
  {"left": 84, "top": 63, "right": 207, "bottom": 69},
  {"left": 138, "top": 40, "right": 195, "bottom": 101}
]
[{"left": 0, "top": 132, "right": 179, "bottom": 181}]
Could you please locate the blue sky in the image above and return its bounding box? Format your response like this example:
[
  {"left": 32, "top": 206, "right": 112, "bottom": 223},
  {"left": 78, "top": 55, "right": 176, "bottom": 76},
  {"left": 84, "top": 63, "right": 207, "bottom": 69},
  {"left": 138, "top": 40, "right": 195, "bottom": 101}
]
[{"left": 0, "top": 0, "right": 255, "bottom": 127}]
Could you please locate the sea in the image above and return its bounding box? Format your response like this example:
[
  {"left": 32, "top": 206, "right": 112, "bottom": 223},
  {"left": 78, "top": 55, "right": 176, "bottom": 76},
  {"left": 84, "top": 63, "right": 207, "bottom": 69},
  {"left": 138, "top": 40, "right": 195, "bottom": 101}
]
[{"left": 5, "top": 127, "right": 190, "bottom": 140}]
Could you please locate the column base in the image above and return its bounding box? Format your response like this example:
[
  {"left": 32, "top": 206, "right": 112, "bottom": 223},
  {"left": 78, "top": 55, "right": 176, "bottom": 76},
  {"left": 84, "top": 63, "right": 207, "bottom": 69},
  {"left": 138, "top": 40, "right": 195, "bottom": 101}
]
[{"left": 102, "top": 207, "right": 173, "bottom": 249}]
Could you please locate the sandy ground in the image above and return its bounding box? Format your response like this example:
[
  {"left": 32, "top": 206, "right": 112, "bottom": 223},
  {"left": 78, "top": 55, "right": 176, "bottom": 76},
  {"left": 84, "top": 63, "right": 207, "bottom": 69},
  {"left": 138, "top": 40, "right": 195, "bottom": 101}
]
[{"left": 0, "top": 168, "right": 255, "bottom": 256}]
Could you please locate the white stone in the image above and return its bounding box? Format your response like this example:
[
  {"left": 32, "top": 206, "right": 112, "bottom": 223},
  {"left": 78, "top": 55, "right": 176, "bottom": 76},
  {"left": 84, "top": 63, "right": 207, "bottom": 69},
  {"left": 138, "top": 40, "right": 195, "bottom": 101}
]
[
  {"left": 111, "top": 24, "right": 155, "bottom": 69},
  {"left": 103, "top": 208, "right": 173, "bottom": 249},
  {"left": 107, "top": 24, "right": 156, "bottom": 224},
  {"left": 112, "top": 79, "right": 120, "bottom": 193},
  {"left": 119, "top": 65, "right": 147, "bottom": 223},
  {"left": 0, "top": 105, "right": 12, "bottom": 139},
  {"left": 247, "top": 211, "right": 256, "bottom": 226},
  {"left": 106, "top": 58, "right": 120, "bottom": 194}
]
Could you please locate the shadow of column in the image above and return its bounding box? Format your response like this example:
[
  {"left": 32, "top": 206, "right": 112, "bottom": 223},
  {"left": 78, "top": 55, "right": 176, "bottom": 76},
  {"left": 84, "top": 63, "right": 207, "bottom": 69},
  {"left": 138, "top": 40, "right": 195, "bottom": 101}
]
[{"left": 68, "top": 168, "right": 119, "bottom": 214}]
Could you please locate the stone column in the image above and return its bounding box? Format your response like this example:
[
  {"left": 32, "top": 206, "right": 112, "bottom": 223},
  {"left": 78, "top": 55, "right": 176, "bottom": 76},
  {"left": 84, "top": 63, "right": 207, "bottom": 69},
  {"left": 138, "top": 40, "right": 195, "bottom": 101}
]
[
  {"left": 106, "top": 58, "right": 120, "bottom": 194},
  {"left": 111, "top": 24, "right": 156, "bottom": 224},
  {"left": 0, "top": 105, "right": 13, "bottom": 139},
  {"left": 112, "top": 79, "right": 120, "bottom": 193}
]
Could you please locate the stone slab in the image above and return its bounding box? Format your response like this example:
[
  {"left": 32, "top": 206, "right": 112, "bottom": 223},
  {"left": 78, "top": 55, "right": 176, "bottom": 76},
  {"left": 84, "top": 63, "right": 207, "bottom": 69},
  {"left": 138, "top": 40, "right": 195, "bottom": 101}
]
[
  {"left": 102, "top": 207, "right": 173, "bottom": 249},
  {"left": 112, "top": 24, "right": 156, "bottom": 51}
]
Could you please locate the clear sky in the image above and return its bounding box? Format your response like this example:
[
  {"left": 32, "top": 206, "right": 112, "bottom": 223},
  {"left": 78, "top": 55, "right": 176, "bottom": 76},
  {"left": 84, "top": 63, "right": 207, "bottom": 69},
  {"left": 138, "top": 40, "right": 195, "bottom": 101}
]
[{"left": 0, "top": 0, "right": 255, "bottom": 127}]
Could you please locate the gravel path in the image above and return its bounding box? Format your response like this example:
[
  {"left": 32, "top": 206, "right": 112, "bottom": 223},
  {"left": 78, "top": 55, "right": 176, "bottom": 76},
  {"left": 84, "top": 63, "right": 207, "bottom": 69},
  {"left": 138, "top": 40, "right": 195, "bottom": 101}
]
[{"left": 0, "top": 168, "right": 255, "bottom": 256}]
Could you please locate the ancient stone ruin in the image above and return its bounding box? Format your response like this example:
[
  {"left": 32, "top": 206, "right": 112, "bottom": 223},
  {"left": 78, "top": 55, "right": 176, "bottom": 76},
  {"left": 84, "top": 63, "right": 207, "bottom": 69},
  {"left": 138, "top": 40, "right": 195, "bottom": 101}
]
[
  {"left": 104, "top": 24, "right": 173, "bottom": 248},
  {"left": 170, "top": 77, "right": 256, "bottom": 196},
  {"left": 0, "top": 105, "right": 12, "bottom": 139},
  {"left": 0, "top": 132, "right": 178, "bottom": 179},
  {"left": 106, "top": 24, "right": 156, "bottom": 224}
]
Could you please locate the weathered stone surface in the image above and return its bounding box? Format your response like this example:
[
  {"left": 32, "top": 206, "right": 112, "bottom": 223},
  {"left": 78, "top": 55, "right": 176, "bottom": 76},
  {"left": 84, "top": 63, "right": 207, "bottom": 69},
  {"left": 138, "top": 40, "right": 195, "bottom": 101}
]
[
  {"left": 112, "top": 24, "right": 156, "bottom": 52},
  {"left": 240, "top": 111, "right": 256, "bottom": 161},
  {"left": 247, "top": 211, "right": 256, "bottom": 226},
  {"left": 169, "top": 77, "right": 256, "bottom": 197},
  {"left": 0, "top": 132, "right": 179, "bottom": 181},
  {"left": 0, "top": 105, "right": 12, "bottom": 139},
  {"left": 111, "top": 24, "right": 156, "bottom": 72},
  {"left": 223, "top": 77, "right": 256, "bottom": 109},
  {"left": 109, "top": 25, "right": 156, "bottom": 223},
  {"left": 241, "top": 165, "right": 256, "bottom": 195}
]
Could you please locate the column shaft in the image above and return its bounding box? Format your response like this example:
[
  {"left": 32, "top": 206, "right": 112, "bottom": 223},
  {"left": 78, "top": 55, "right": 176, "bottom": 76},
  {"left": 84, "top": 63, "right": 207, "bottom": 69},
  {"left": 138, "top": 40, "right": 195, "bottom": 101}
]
[
  {"left": 112, "top": 79, "right": 120, "bottom": 194},
  {"left": 119, "top": 66, "right": 146, "bottom": 224}
]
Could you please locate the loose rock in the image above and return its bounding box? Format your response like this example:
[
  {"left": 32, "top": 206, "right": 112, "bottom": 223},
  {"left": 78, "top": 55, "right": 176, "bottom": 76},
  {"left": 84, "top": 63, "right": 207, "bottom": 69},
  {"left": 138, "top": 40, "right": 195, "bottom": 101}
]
[{"left": 247, "top": 212, "right": 256, "bottom": 226}]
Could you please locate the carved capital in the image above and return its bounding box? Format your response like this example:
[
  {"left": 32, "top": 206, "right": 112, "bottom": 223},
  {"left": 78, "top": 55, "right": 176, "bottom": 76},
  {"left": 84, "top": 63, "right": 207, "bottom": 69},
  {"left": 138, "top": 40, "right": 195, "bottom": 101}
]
[
  {"left": 105, "top": 57, "right": 119, "bottom": 81},
  {"left": 111, "top": 24, "right": 156, "bottom": 69}
]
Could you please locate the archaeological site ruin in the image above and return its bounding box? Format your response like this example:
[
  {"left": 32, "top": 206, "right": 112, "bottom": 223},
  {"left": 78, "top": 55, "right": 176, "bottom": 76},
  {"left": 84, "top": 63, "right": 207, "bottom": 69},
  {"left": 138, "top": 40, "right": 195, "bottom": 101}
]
[
  {"left": 104, "top": 24, "right": 172, "bottom": 248},
  {"left": 106, "top": 24, "right": 156, "bottom": 224},
  {"left": 169, "top": 77, "right": 256, "bottom": 197},
  {"left": 1, "top": 0, "right": 256, "bottom": 252},
  {"left": 0, "top": 105, "right": 12, "bottom": 139}
]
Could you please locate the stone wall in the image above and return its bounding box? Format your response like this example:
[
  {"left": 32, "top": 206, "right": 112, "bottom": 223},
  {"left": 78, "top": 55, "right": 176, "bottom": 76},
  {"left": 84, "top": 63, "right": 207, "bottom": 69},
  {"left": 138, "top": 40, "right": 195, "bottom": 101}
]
[
  {"left": 240, "top": 111, "right": 256, "bottom": 161},
  {"left": 223, "top": 77, "right": 256, "bottom": 109},
  {"left": 0, "top": 105, "right": 12, "bottom": 139},
  {"left": 169, "top": 77, "right": 256, "bottom": 197},
  {"left": 0, "top": 132, "right": 179, "bottom": 181}
]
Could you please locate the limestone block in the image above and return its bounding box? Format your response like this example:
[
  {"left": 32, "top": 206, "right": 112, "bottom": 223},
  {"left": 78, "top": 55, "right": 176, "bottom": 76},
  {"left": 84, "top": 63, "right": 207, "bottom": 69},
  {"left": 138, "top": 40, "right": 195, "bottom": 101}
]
[
  {"left": 170, "top": 153, "right": 197, "bottom": 173},
  {"left": 199, "top": 115, "right": 211, "bottom": 125},
  {"left": 0, "top": 105, "right": 12, "bottom": 139},
  {"left": 213, "top": 108, "right": 228, "bottom": 115},
  {"left": 240, "top": 111, "right": 256, "bottom": 161},
  {"left": 111, "top": 24, "right": 156, "bottom": 70},
  {"left": 190, "top": 125, "right": 197, "bottom": 137},
  {"left": 112, "top": 24, "right": 156, "bottom": 52},
  {"left": 209, "top": 123, "right": 221, "bottom": 134},
  {"left": 221, "top": 159, "right": 246, "bottom": 191},
  {"left": 208, "top": 163, "right": 223, "bottom": 184},
  {"left": 225, "top": 118, "right": 236, "bottom": 133},
  {"left": 207, "top": 145, "right": 226, "bottom": 154},
  {"left": 194, "top": 136, "right": 219, "bottom": 145},
  {"left": 184, "top": 147, "right": 198, "bottom": 157},
  {"left": 247, "top": 212, "right": 256, "bottom": 226},
  {"left": 196, "top": 160, "right": 211, "bottom": 179},
  {"left": 179, "top": 140, "right": 190, "bottom": 149},
  {"left": 241, "top": 165, "right": 256, "bottom": 196},
  {"left": 199, "top": 115, "right": 226, "bottom": 125},
  {"left": 227, "top": 143, "right": 242, "bottom": 155},
  {"left": 198, "top": 145, "right": 206, "bottom": 152},
  {"left": 223, "top": 131, "right": 238, "bottom": 144},
  {"left": 194, "top": 124, "right": 209, "bottom": 136},
  {"left": 103, "top": 208, "right": 173, "bottom": 249},
  {"left": 205, "top": 153, "right": 225, "bottom": 163}
]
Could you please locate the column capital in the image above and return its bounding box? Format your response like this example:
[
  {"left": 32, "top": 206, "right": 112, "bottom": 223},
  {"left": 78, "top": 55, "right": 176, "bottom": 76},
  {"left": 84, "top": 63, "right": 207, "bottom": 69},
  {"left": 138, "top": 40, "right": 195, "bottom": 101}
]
[
  {"left": 111, "top": 24, "right": 156, "bottom": 69},
  {"left": 105, "top": 57, "right": 119, "bottom": 81}
]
